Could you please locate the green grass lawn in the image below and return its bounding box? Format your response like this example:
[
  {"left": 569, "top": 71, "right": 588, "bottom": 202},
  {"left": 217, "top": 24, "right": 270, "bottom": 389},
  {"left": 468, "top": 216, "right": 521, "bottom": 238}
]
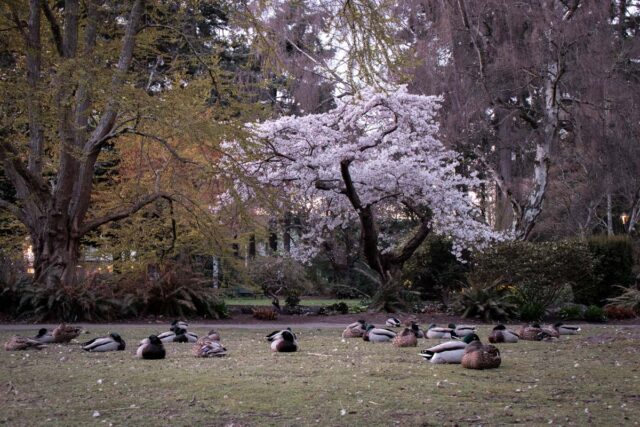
[
  {"left": 224, "top": 297, "right": 361, "bottom": 307},
  {"left": 1, "top": 324, "right": 639, "bottom": 426}
]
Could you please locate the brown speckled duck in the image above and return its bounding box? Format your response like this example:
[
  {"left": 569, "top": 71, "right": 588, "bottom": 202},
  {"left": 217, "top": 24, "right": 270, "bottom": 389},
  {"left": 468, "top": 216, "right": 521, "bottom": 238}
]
[
  {"left": 4, "top": 335, "right": 47, "bottom": 351},
  {"left": 193, "top": 339, "right": 227, "bottom": 357},
  {"left": 392, "top": 327, "right": 418, "bottom": 347},
  {"left": 517, "top": 324, "right": 555, "bottom": 341},
  {"left": 342, "top": 320, "right": 367, "bottom": 338},
  {"left": 52, "top": 324, "right": 82, "bottom": 343},
  {"left": 461, "top": 340, "right": 501, "bottom": 370}
]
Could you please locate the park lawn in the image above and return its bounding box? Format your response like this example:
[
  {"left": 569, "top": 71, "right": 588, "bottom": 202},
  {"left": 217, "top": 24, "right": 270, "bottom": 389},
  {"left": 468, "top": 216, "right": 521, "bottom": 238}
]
[
  {"left": 224, "top": 297, "right": 361, "bottom": 308},
  {"left": 1, "top": 324, "right": 639, "bottom": 426}
]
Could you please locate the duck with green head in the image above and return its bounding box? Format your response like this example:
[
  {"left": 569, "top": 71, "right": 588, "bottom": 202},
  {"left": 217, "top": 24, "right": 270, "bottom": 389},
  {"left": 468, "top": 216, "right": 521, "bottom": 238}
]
[
  {"left": 363, "top": 325, "right": 397, "bottom": 343},
  {"left": 425, "top": 324, "right": 456, "bottom": 339},
  {"left": 419, "top": 333, "right": 480, "bottom": 364}
]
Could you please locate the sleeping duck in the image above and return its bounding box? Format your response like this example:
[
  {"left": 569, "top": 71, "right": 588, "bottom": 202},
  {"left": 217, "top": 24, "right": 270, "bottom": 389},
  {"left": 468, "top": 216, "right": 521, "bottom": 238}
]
[
  {"left": 385, "top": 317, "right": 401, "bottom": 327},
  {"left": 82, "top": 333, "right": 126, "bottom": 352},
  {"left": 449, "top": 323, "right": 477, "bottom": 337},
  {"left": 136, "top": 335, "right": 166, "bottom": 359},
  {"left": 410, "top": 322, "right": 425, "bottom": 338},
  {"left": 266, "top": 327, "right": 296, "bottom": 342},
  {"left": 461, "top": 339, "right": 501, "bottom": 370},
  {"left": 4, "top": 335, "right": 47, "bottom": 351},
  {"left": 270, "top": 329, "right": 298, "bottom": 352},
  {"left": 392, "top": 327, "right": 418, "bottom": 347},
  {"left": 193, "top": 339, "right": 227, "bottom": 357},
  {"left": 552, "top": 322, "right": 581, "bottom": 335},
  {"left": 425, "top": 324, "right": 456, "bottom": 339},
  {"left": 342, "top": 320, "right": 367, "bottom": 338},
  {"left": 517, "top": 324, "right": 555, "bottom": 341},
  {"left": 170, "top": 320, "right": 189, "bottom": 332},
  {"left": 195, "top": 329, "right": 221, "bottom": 346},
  {"left": 363, "top": 325, "right": 397, "bottom": 343},
  {"left": 419, "top": 333, "right": 480, "bottom": 364},
  {"left": 156, "top": 327, "right": 198, "bottom": 343},
  {"left": 52, "top": 324, "right": 82, "bottom": 343},
  {"left": 488, "top": 324, "right": 520, "bottom": 343},
  {"left": 33, "top": 328, "right": 55, "bottom": 344}
]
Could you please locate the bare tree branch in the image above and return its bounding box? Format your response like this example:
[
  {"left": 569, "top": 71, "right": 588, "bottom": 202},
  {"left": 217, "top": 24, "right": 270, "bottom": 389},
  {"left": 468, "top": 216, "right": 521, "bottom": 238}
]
[
  {"left": 80, "top": 192, "right": 174, "bottom": 235},
  {"left": 41, "top": 0, "right": 63, "bottom": 56}
]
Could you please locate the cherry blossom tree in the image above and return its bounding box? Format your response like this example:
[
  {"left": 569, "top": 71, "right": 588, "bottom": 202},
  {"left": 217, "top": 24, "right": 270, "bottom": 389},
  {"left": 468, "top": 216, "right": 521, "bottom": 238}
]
[{"left": 223, "top": 86, "right": 503, "bottom": 310}]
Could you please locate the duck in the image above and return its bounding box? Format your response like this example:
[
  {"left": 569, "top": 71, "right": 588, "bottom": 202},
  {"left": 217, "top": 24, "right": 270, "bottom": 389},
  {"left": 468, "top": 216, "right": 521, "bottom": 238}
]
[
  {"left": 170, "top": 320, "right": 189, "bottom": 332},
  {"left": 488, "top": 324, "right": 520, "bottom": 343},
  {"left": 195, "top": 329, "right": 221, "bottom": 346},
  {"left": 270, "top": 329, "right": 298, "bottom": 352},
  {"left": 156, "top": 327, "right": 198, "bottom": 343},
  {"left": 419, "top": 333, "right": 480, "bottom": 364},
  {"left": 385, "top": 317, "right": 401, "bottom": 327},
  {"left": 342, "top": 320, "right": 367, "bottom": 338},
  {"left": 392, "top": 327, "right": 418, "bottom": 347},
  {"left": 193, "top": 339, "right": 227, "bottom": 357},
  {"left": 82, "top": 333, "right": 126, "bottom": 352},
  {"left": 517, "top": 324, "right": 555, "bottom": 341},
  {"left": 409, "top": 322, "right": 425, "bottom": 339},
  {"left": 540, "top": 324, "right": 560, "bottom": 338},
  {"left": 33, "top": 328, "right": 55, "bottom": 344},
  {"left": 449, "top": 323, "right": 477, "bottom": 337},
  {"left": 425, "top": 324, "right": 456, "bottom": 339},
  {"left": 4, "top": 335, "right": 47, "bottom": 351},
  {"left": 136, "top": 335, "right": 166, "bottom": 359},
  {"left": 363, "top": 324, "right": 397, "bottom": 343},
  {"left": 552, "top": 322, "right": 581, "bottom": 335},
  {"left": 52, "top": 324, "right": 82, "bottom": 343},
  {"left": 266, "top": 327, "right": 296, "bottom": 342},
  {"left": 461, "top": 339, "right": 501, "bottom": 370}
]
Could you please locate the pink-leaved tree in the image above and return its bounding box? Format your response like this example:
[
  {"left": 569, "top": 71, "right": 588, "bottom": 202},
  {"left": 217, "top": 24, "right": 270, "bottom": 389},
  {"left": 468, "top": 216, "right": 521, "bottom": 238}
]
[{"left": 223, "top": 86, "right": 503, "bottom": 310}]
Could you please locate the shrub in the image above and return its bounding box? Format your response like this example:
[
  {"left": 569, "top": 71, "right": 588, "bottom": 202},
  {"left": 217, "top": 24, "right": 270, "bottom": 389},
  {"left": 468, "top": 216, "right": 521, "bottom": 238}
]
[
  {"left": 472, "top": 240, "right": 597, "bottom": 316},
  {"left": 402, "top": 235, "right": 469, "bottom": 300},
  {"left": 518, "top": 301, "right": 547, "bottom": 321},
  {"left": 252, "top": 307, "right": 278, "bottom": 320},
  {"left": 321, "top": 302, "right": 350, "bottom": 315},
  {"left": 116, "top": 261, "right": 229, "bottom": 319},
  {"left": 603, "top": 305, "right": 637, "bottom": 319},
  {"left": 574, "top": 236, "right": 635, "bottom": 306},
  {"left": 584, "top": 305, "right": 607, "bottom": 322},
  {"left": 247, "top": 256, "right": 312, "bottom": 308},
  {"left": 605, "top": 285, "right": 640, "bottom": 314},
  {"left": 452, "top": 278, "right": 518, "bottom": 321},
  {"left": 559, "top": 305, "right": 585, "bottom": 321}
]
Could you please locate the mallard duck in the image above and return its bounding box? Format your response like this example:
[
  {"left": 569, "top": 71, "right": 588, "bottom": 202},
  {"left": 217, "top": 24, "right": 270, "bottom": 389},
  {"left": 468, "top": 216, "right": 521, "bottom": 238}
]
[
  {"left": 541, "top": 324, "right": 560, "bottom": 338},
  {"left": 342, "top": 320, "right": 367, "bottom": 338},
  {"left": 385, "top": 317, "right": 401, "bottom": 327},
  {"left": 449, "top": 323, "right": 477, "bottom": 337},
  {"left": 266, "top": 327, "right": 296, "bottom": 342},
  {"left": 270, "top": 329, "right": 298, "bottom": 352},
  {"left": 136, "top": 335, "right": 166, "bottom": 359},
  {"left": 195, "top": 329, "right": 221, "bottom": 346},
  {"left": 193, "top": 339, "right": 227, "bottom": 357},
  {"left": 33, "top": 328, "right": 55, "bottom": 344},
  {"left": 410, "top": 322, "right": 425, "bottom": 339},
  {"left": 517, "top": 324, "right": 555, "bottom": 341},
  {"left": 419, "top": 333, "right": 480, "bottom": 364},
  {"left": 4, "top": 335, "right": 47, "bottom": 351},
  {"left": 82, "top": 333, "right": 126, "bottom": 352},
  {"left": 488, "top": 324, "right": 519, "bottom": 343},
  {"left": 170, "top": 320, "right": 189, "bottom": 332},
  {"left": 363, "top": 325, "right": 397, "bottom": 343},
  {"left": 392, "top": 327, "right": 418, "bottom": 347},
  {"left": 425, "top": 324, "right": 456, "bottom": 339},
  {"left": 461, "top": 340, "right": 501, "bottom": 370},
  {"left": 156, "top": 328, "right": 198, "bottom": 343},
  {"left": 52, "top": 324, "right": 82, "bottom": 343},
  {"left": 553, "top": 322, "right": 581, "bottom": 335}
]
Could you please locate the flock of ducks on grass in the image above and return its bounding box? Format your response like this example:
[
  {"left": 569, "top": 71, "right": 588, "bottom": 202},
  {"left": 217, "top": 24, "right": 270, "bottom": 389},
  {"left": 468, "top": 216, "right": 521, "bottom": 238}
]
[
  {"left": 3, "top": 318, "right": 581, "bottom": 367},
  {"left": 341, "top": 318, "right": 581, "bottom": 370},
  {"left": 3, "top": 320, "right": 227, "bottom": 360}
]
